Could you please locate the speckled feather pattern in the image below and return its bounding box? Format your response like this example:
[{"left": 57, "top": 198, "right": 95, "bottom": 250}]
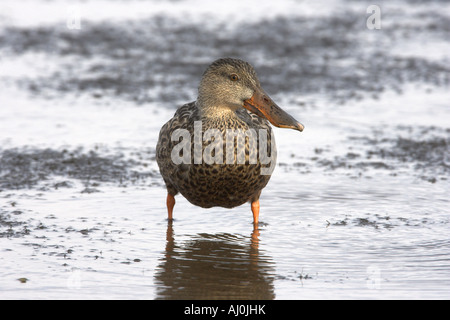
[{"left": 156, "top": 101, "right": 276, "bottom": 208}]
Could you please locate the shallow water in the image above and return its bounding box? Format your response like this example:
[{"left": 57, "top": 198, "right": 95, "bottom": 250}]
[{"left": 1, "top": 0, "right": 449, "bottom": 299}]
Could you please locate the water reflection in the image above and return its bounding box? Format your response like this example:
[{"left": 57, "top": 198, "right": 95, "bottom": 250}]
[{"left": 154, "top": 223, "right": 275, "bottom": 299}]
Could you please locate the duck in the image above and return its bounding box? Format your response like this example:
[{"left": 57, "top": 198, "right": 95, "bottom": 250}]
[{"left": 156, "top": 58, "right": 304, "bottom": 226}]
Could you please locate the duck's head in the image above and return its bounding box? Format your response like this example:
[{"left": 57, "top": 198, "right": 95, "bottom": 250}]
[{"left": 197, "top": 58, "right": 304, "bottom": 132}]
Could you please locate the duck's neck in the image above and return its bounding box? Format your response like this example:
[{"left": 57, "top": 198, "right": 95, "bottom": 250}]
[{"left": 196, "top": 98, "right": 239, "bottom": 121}]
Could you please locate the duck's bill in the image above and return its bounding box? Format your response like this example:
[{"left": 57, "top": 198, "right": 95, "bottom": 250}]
[{"left": 243, "top": 87, "right": 304, "bottom": 132}]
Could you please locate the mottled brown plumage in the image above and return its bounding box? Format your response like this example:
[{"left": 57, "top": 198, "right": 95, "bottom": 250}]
[{"left": 156, "top": 58, "right": 304, "bottom": 225}]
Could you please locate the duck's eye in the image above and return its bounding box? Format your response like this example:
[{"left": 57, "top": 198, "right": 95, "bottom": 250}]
[{"left": 229, "top": 74, "right": 239, "bottom": 81}]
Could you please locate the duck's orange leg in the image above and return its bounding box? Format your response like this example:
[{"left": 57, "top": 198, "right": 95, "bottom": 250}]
[
  {"left": 251, "top": 199, "right": 260, "bottom": 226},
  {"left": 166, "top": 194, "right": 175, "bottom": 221}
]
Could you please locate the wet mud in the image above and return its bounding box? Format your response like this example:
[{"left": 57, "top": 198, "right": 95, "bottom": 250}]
[
  {"left": 1, "top": 5, "right": 449, "bottom": 104},
  {"left": 0, "top": 147, "right": 157, "bottom": 191},
  {"left": 355, "top": 126, "right": 450, "bottom": 182},
  {"left": 281, "top": 125, "right": 450, "bottom": 183}
]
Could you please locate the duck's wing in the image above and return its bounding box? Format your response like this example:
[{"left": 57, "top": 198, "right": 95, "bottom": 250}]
[{"left": 156, "top": 101, "right": 197, "bottom": 195}]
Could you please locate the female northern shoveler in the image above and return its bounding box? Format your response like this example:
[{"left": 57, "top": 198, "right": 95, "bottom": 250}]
[{"left": 156, "top": 58, "right": 303, "bottom": 226}]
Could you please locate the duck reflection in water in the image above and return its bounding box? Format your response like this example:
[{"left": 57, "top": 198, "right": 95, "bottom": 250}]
[{"left": 154, "top": 222, "right": 275, "bottom": 300}]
